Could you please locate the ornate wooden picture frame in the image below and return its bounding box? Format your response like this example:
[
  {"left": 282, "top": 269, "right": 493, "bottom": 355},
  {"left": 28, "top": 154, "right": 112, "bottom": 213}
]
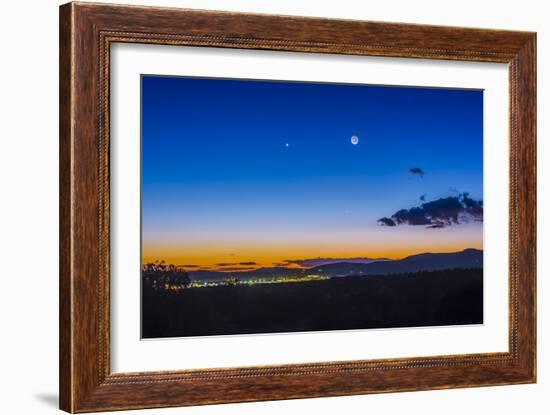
[{"left": 59, "top": 2, "right": 536, "bottom": 412}]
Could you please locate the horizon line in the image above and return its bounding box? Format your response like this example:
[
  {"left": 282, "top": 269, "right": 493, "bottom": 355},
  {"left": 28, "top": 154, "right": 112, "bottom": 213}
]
[{"left": 143, "top": 247, "right": 483, "bottom": 272}]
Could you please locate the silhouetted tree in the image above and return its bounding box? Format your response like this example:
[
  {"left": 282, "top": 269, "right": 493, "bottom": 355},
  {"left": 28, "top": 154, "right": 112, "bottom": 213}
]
[{"left": 142, "top": 261, "right": 191, "bottom": 290}]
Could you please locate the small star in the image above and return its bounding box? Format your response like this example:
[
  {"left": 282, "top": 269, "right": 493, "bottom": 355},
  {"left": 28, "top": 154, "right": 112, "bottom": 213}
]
[{"left": 285, "top": 143, "right": 289, "bottom": 148}]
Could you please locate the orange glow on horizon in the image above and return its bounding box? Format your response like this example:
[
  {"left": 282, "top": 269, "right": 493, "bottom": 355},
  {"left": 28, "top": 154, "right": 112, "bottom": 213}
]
[{"left": 142, "top": 240, "right": 483, "bottom": 270}]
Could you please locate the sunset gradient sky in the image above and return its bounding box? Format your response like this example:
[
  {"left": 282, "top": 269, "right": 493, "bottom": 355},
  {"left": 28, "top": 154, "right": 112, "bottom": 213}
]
[{"left": 141, "top": 76, "right": 483, "bottom": 270}]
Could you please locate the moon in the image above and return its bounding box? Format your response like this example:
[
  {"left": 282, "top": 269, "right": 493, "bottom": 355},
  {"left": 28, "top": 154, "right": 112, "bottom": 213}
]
[{"left": 351, "top": 135, "right": 359, "bottom": 145}]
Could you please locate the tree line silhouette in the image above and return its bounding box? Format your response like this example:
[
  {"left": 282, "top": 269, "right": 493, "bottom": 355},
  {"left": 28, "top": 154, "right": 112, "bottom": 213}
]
[{"left": 142, "top": 261, "right": 190, "bottom": 291}]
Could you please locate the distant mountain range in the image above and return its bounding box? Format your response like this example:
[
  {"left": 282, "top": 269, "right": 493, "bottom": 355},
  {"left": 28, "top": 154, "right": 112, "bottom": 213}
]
[
  {"left": 281, "top": 257, "right": 390, "bottom": 268},
  {"left": 188, "top": 249, "right": 482, "bottom": 281},
  {"left": 308, "top": 248, "right": 482, "bottom": 277}
]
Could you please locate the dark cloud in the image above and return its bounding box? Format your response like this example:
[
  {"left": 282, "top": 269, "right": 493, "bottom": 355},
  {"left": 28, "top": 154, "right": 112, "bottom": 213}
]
[
  {"left": 214, "top": 262, "right": 258, "bottom": 270},
  {"left": 377, "top": 217, "right": 396, "bottom": 227},
  {"left": 378, "top": 193, "right": 483, "bottom": 229},
  {"left": 460, "top": 192, "right": 483, "bottom": 218},
  {"left": 420, "top": 194, "right": 426, "bottom": 201},
  {"left": 218, "top": 267, "right": 255, "bottom": 272},
  {"left": 393, "top": 207, "right": 432, "bottom": 225},
  {"left": 427, "top": 221, "right": 446, "bottom": 229},
  {"left": 409, "top": 167, "right": 425, "bottom": 178},
  {"left": 178, "top": 264, "right": 200, "bottom": 268}
]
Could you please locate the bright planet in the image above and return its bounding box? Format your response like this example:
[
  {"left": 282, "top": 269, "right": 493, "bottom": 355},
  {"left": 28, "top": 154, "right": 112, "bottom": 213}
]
[{"left": 351, "top": 135, "right": 359, "bottom": 145}]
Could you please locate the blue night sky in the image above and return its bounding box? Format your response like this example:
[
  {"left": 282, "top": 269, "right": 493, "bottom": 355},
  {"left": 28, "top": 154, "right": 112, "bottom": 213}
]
[{"left": 141, "top": 75, "right": 483, "bottom": 268}]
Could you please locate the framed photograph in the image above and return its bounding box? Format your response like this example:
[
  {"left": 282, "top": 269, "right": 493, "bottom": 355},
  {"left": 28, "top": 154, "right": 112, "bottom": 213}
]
[{"left": 59, "top": 2, "right": 536, "bottom": 412}]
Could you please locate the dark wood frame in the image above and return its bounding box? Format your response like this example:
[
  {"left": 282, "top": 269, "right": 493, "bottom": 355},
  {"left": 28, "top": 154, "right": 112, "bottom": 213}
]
[{"left": 59, "top": 2, "right": 536, "bottom": 412}]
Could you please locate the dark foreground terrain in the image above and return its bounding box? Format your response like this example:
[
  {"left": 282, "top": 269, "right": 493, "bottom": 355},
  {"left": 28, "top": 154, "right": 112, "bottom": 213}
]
[{"left": 142, "top": 268, "right": 482, "bottom": 338}]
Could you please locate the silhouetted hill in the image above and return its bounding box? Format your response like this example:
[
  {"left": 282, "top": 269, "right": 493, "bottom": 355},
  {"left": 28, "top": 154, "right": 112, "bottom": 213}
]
[
  {"left": 187, "top": 249, "right": 482, "bottom": 280},
  {"left": 283, "top": 257, "right": 390, "bottom": 267},
  {"left": 307, "top": 249, "right": 482, "bottom": 277}
]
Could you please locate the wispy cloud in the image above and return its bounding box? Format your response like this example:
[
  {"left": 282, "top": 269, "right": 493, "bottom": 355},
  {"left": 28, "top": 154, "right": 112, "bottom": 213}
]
[
  {"left": 409, "top": 167, "right": 425, "bottom": 178},
  {"left": 215, "top": 261, "right": 258, "bottom": 267},
  {"left": 217, "top": 267, "right": 255, "bottom": 272}
]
